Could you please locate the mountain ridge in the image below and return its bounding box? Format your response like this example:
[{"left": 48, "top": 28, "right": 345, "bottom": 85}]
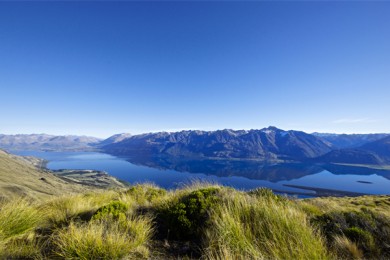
[
  {"left": 318, "top": 135, "right": 390, "bottom": 166},
  {"left": 312, "top": 132, "right": 389, "bottom": 149},
  {"left": 0, "top": 134, "right": 101, "bottom": 151},
  {"left": 2, "top": 128, "right": 390, "bottom": 166},
  {"left": 102, "top": 127, "right": 333, "bottom": 162}
]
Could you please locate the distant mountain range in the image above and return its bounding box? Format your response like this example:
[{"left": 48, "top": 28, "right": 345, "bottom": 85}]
[
  {"left": 102, "top": 127, "right": 333, "bottom": 162},
  {"left": 312, "top": 133, "right": 389, "bottom": 149},
  {"left": 317, "top": 136, "right": 390, "bottom": 165},
  {"left": 1, "top": 127, "right": 389, "bottom": 166},
  {"left": 96, "top": 133, "right": 132, "bottom": 147},
  {"left": 0, "top": 134, "right": 101, "bottom": 151},
  {"left": 101, "top": 127, "right": 390, "bottom": 167}
]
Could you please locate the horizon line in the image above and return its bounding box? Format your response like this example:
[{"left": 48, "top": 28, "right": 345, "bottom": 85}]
[{"left": 1, "top": 126, "right": 389, "bottom": 139}]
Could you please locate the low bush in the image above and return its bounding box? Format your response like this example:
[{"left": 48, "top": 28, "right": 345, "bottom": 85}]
[
  {"left": 125, "top": 184, "right": 166, "bottom": 205},
  {"left": 157, "top": 187, "right": 220, "bottom": 240},
  {"left": 344, "top": 226, "right": 375, "bottom": 251},
  {"left": 312, "top": 209, "right": 390, "bottom": 258},
  {"left": 332, "top": 235, "right": 363, "bottom": 259},
  {"left": 43, "top": 191, "right": 118, "bottom": 228},
  {"left": 92, "top": 201, "right": 128, "bottom": 221},
  {"left": 248, "top": 187, "right": 288, "bottom": 203}
]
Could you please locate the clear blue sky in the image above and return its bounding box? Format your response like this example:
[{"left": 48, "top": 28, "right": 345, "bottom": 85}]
[{"left": 1, "top": 1, "right": 389, "bottom": 138}]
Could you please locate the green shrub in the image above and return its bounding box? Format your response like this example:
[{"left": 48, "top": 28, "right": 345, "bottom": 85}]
[
  {"left": 312, "top": 209, "right": 390, "bottom": 258},
  {"left": 158, "top": 187, "right": 220, "bottom": 240},
  {"left": 332, "top": 235, "right": 363, "bottom": 259},
  {"left": 344, "top": 227, "right": 375, "bottom": 251},
  {"left": 92, "top": 201, "right": 128, "bottom": 221},
  {"left": 249, "top": 187, "right": 281, "bottom": 198},
  {"left": 312, "top": 212, "right": 347, "bottom": 240},
  {"left": 43, "top": 191, "right": 119, "bottom": 228},
  {"left": 126, "top": 184, "right": 166, "bottom": 204}
]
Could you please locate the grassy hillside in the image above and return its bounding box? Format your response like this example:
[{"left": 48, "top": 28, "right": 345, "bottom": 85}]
[
  {"left": 0, "top": 150, "right": 125, "bottom": 201},
  {"left": 1, "top": 183, "right": 389, "bottom": 259}
]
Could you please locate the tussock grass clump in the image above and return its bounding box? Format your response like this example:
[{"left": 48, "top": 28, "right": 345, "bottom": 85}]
[
  {"left": 0, "top": 199, "right": 43, "bottom": 258},
  {"left": 43, "top": 191, "right": 119, "bottom": 227},
  {"left": 332, "top": 235, "right": 363, "bottom": 259},
  {"left": 248, "top": 187, "right": 287, "bottom": 201},
  {"left": 54, "top": 217, "right": 153, "bottom": 259},
  {"left": 92, "top": 201, "right": 129, "bottom": 221},
  {"left": 204, "top": 189, "right": 329, "bottom": 259},
  {"left": 0, "top": 198, "right": 41, "bottom": 239},
  {"left": 0, "top": 183, "right": 389, "bottom": 259},
  {"left": 157, "top": 186, "right": 220, "bottom": 240},
  {"left": 125, "top": 183, "right": 167, "bottom": 205},
  {"left": 312, "top": 209, "right": 390, "bottom": 258},
  {"left": 308, "top": 195, "right": 390, "bottom": 218},
  {"left": 0, "top": 232, "right": 43, "bottom": 259}
]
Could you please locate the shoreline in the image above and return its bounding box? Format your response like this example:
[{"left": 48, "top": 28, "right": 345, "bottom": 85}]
[{"left": 16, "top": 151, "right": 389, "bottom": 198}]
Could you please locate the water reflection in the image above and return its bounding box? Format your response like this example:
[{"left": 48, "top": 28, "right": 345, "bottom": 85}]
[
  {"left": 126, "top": 155, "right": 390, "bottom": 182},
  {"left": 11, "top": 150, "right": 390, "bottom": 196},
  {"left": 321, "top": 164, "right": 390, "bottom": 180}
]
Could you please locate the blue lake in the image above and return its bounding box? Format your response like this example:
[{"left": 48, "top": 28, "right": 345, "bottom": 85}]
[{"left": 14, "top": 151, "right": 390, "bottom": 197}]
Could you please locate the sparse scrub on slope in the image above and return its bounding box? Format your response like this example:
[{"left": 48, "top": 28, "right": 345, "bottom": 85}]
[
  {"left": 157, "top": 186, "right": 221, "bottom": 240},
  {"left": 43, "top": 190, "right": 120, "bottom": 227},
  {"left": 0, "top": 183, "right": 389, "bottom": 259},
  {"left": 125, "top": 183, "right": 167, "bottom": 205},
  {"left": 204, "top": 189, "right": 329, "bottom": 259},
  {"left": 54, "top": 216, "right": 153, "bottom": 259},
  {"left": 312, "top": 209, "right": 390, "bottom": 258}
]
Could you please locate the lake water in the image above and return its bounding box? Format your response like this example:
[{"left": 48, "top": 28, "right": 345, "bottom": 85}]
[{"left": 14, "top": 151, "right": 390, "bottom": 197}]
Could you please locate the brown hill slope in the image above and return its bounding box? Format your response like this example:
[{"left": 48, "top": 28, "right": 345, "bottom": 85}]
[{"left": 0, "top": 150, "right": 95, "bottom": 200}]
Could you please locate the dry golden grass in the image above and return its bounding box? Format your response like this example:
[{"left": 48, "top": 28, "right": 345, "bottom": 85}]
[
  {"left": 332, "top": 235, "right": 363, "bottom": 259},
  {"left": 204, "top": 190, "right": 329, "bottom": 260},
  {"left": 303, "top": 195, "right": 390, "bottom": 218},
  {"left": 54, "top": 217, "right": 152, "bottom": 259},
  {"left": 1, "top": 164, "right": 389, "bottom": 260},
  {"left": 0, "top": 150, "right": 96, "bottom": 201}
]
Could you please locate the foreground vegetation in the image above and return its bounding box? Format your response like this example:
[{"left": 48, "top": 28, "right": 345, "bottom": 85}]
[{"left": 1, "top": 183, "right": 389, "bottom": 259}]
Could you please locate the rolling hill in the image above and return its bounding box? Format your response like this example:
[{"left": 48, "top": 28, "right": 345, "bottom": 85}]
[
  {"left": 0, "top": 149, "right": 94, "bottom": 200},
  {"left": 0, "top": 149, "right": 127, "bottom": 201}
]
